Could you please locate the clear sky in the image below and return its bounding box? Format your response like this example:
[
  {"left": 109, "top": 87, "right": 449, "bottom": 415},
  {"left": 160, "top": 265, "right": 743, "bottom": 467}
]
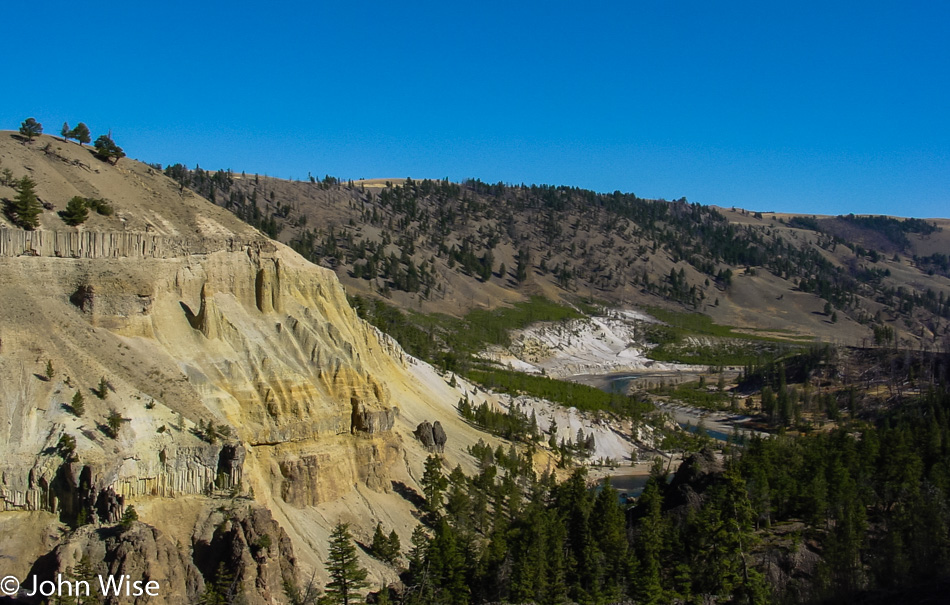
[{"left": 4, "top": 1, "right": 948, "bottom": 217}]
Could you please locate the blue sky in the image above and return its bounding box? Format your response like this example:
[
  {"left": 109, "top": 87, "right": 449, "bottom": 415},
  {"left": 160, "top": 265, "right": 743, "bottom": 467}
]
[{"left": 4, "top": 1, "right": 948, "bottom": 217}]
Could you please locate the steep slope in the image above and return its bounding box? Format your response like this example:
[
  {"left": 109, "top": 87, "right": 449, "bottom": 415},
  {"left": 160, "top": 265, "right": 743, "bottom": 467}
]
[{"left": 0, "top": 133, "right": 505, "bottom": 603}]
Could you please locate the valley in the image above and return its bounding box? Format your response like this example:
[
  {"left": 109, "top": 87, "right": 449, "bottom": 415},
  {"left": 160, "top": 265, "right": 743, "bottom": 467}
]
[{"left": 1, "top": 130, "right": 949, "bottom": 604}]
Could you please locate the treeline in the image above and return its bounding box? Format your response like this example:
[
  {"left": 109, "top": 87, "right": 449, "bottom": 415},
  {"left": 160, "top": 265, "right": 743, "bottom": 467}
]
[
  {"left": 395, "top": 364, "right": 950, "bottom": 605},
  {"left": 458, "top": 397, "right": 539, "bottom": 443},
  {"left": 733, "top": 384, "right": 950, "bottom": 601},
  {"left": 402, "top": 454, "right": 639, "bottom": 605}
]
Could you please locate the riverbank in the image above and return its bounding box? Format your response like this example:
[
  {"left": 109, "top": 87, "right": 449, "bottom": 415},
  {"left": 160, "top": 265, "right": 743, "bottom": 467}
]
[{"left": 571, "top": 370, "right": 767, "bottom": 441}]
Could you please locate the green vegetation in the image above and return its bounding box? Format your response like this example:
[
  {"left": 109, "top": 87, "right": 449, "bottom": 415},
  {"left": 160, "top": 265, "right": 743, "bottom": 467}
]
[
  {"left": 105, "top": 409, "right": 123, "bottom": 438},
  {"left": 70, "top": 122, "right": 91, "bottom": 146},
  {"left": 70, "top": 390, "right": 85, "bottom": 416},
  {"left": 198, "top": 561, "right": 237, "bottom": 605},
  {"left": 56, "top": 434, "right": 77, "bottom": 462},
  {"left": 646, "top": 307, "right": 801, "bottom": 342},
  {"left": 6, "top": 175, "right": 42, "bottom": 229},
  {"left": 462, "top": 296, "right": 583, "bottom": 349},
  {"left": 120, "top": 504, "right": 138, "bottom": 530},
  {"left": 60, "top": 196, "right": 113, "bottom": 225},
  {"left": 93, "top": 134, "right": 125, "bottom": 164},
  {"left": 324, "top": 522, "right": 369, "bottom": 605},
  {"left": 642, "top": 307, "right": 807, "bottom": 365},
  {"left": 350, "top": 295, "right": 583, "bottom": 371},
  {"left": 466, "top": 366, "right": 652, "bottom": 418},
  {"left": 19, "top": 117, "right": 42, "bottom": 142},
  {"left": 654, "top": 381, "right": 732, "bottom": 411},
  {"left": 839, "top": 213, "right": 939, "bottom": 249},
  {"left": 60, "top": 196, "right": 90, "bottom": 225},
  {"left": 95, "top": 376, "right": 109, "bottom": 399},
  {"left": 196, "top": 419, "right": 232, "bottom": 444},
  {"left": 458, "top": 397, "right": 540, "bottom": 443},
  {"left": 382, "top": 355, "right": 950, "bottom": 605},
  {"left": 370, "top": 523, "right": 401, "bottom": 565}
]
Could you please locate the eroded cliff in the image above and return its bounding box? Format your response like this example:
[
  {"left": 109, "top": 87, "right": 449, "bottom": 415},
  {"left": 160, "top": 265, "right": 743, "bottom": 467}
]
[{"left": 0, "top": 133, "right": 500, "bottom": 602}]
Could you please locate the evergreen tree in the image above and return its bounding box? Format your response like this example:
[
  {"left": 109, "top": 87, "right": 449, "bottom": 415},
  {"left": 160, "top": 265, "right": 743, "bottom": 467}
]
[
  {"left": 556, "top": 468, "right": 598, "bottom": 602},
  {"left": 19, "top": 117, "right": 42, "bottom": 142},
  {"left": 427, "top": 518, "right": 470, "bottom": 605},
  {"left": 9, "top": 176, "right": 42, "bottom": 229},
  {"left": 61, "top": 196, "right": 89, "bottom": 226},
  {"left": 198, "top": 561, "right": 236, "bottom": 605},
  {"left": 56, "top": 434, "right": 78, "bottom": 462},
  {"left": 515, "top": 247, "right": 530, "bottom": 282},
  {"left": 70, "top": 390, "right": 85, "bottom": 417},
  {"left": 631, "top": 477, "right": 665, "bottom": 604},
  {"left": 61, "top": 121, "right": 71, "bottom": 142},
  {"left": 106, "top": 409, "right": 123, "bottom": 438},
  {"left": 120, "top": 504, "right": 138, "bottom": 530},
  {"left": 421, "top": 455, "right": 448, "bottom": 517},
  {"left": 387, "top": 529, "right": 401, "bottom": 564},
  {"left": 406, "top": 524, "right": 431, "bottom": 599},
  {"left": 73, "top": 555, "right": 102, "bottom": 604},
  {"left": 93, "top": 134, "right": 125, "bottom": 164},
  {"left": 591, "top": 478, "right": 628, "bottom": 601},
  {"left": 71, "top": 123, "right": 91, "bottom": 146},
  {"left": 324, "top": 522, "right": 369, "bottom": 605},
  {"left": 56, "top": 554, "right": 102, "bottom": 604},
  {"left": 371, "top": 523, "right": 399, "bottom": 564}
]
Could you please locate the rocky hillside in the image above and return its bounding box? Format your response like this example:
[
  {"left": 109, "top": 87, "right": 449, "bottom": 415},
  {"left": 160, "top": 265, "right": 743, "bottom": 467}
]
[
  {"left": 0, "top": 133, "right": 511, "bottom": 603},
  {"left": 164, "top": 167, "right": 950, "bottom": 350}
]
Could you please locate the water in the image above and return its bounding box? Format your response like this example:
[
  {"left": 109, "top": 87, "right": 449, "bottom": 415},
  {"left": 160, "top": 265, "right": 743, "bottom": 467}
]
[
  {"left": 594, "top": 372, "right": 740, "bottom": 443},
  {"left": 678, "top": 422, "right": 733, "bottom": 442},
  {"left": 603, "top": 373, "right": 640, "bottom": 394}
]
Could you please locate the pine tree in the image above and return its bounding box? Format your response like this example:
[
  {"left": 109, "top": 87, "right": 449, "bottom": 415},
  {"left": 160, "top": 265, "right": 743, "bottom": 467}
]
[
  {"left": 73, "top": 555, "right": 102, "bottom": 604},
  {"left": 371, "top": 523, "right": 399, "bottom": 564},
  {"left": 427, "top": 518, "right": 469, "bottom": 605},
  {"left": 19, "top": 117, "right": 42, "bottom": 142},
  {"left": 387, "top": 529, "right": 401, "bottom": 564},
  {"left": 61, "top": 196, "right": 89, "bottom": 226},
  {"left": 71, "top": 390, "right": 85, "bottom": 416},
  {"left": 106, "top": 409, "right": 123, "bottom": 438},
  {"left": 591, "top": 478, "right": 628, "bottom": 601},
  {"left": 421, "top": 455, "right": 448, "bottom": 517},
  {"left": 515, "top": 247, "right": 530, "bottom": 282},
  {"left": 71, "top": 123, "right": 91, "bottom": 146},
  {"left": 406, "top": 525, "right": 431, "bottom": 592},
  {"left": 120, "top": 504, "right": 138, "bottom": 530},
  {"left": 324, "top": 522, "right": 369, "bottom": 605},
  {"left": 56, "top": 434, "right": 78, "bottom": 462},
  {"left": 631, "top": 477, "right": 665, "bottom": 605},
  {"left": 61, "top": 121, "right": 72, "bottom": 142},
  {"left": 10, "top": 176, "right": 42, "bottom": 229},
  {"left": 93, "top": 134, "right": 125, "bottom": 164},
  {"left": 198, "top": 561, "right": 236, "bottom": 605}
]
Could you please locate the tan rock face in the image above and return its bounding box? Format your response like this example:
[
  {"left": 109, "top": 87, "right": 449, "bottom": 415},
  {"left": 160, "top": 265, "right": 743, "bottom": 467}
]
[
  {"left": 0, "top": 134, "right": 501, "bottom": 601},
  {"left": 0, "top": 242, "right": 403, "bottom": 509}
]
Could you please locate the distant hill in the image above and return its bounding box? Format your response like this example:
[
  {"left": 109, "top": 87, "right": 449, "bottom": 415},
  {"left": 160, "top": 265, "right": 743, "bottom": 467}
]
[{"left": 162, "top": 165, "right": 950, "bottom": 350}]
